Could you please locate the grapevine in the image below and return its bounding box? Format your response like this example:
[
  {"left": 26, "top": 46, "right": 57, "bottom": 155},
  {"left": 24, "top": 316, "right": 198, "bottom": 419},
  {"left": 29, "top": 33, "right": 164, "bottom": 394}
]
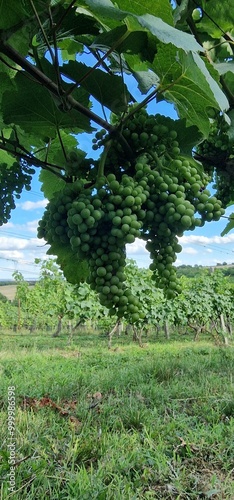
[{"left": 38, "top": 108, "right": 225, "bottom": 321}]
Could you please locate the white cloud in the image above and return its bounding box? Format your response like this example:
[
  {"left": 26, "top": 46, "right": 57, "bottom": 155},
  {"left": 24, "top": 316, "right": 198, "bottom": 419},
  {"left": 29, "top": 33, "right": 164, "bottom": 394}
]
[
  {"left": 19, "top": 200, "right": 48, "bottom": 211},
  {"left": 126, "top": 238, "right": 148, "bottom": 255},
  {"left": 0, "top": 250, "right": 24, "bottom": 260},
  {"left": 1, "top": 219, "right": 40, "bottom": 235},
  {"left": 180, "top": 234, "right": 234, "bottom": 245},
  {"left": 182, "top": 247, "right": 198, "bottom": 254},
  {"left": 25, "top": 220, "right": 40, "bottom": 232},
  {"left": 0, "top": 235, "right": 51, "bottom": 280},
  {"left": 0, "top": 236, "right": 42, "bottom": 250}
]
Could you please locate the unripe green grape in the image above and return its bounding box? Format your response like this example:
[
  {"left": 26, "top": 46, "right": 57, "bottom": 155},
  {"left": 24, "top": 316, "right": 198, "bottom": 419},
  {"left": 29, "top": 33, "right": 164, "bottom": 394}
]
[
  {"left": 125, "top": 234, "right": 135, "bottom": 244},
  {"left": 97, "top": 267, "right": 107, "bottom": 277}
]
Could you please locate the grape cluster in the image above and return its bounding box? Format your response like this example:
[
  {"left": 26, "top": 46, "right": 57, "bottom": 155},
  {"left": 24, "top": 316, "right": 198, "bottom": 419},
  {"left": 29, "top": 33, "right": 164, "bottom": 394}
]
[
  {"left": 195, "top": 115, "right": 234, "bottom": 207},
  {"left": 99, "top": 108, "right": 184, "bottom": 177},
  {"left": 196, "top": 116, "right": 231, "bottom": 168},
  {"left": 38, "top": 175, "right": 147, "bottom": 321},
  {"left": 133, "top": 156, "right": 224, "bottom": 296},
  {"left": 38, "top": 108, "right": 226, "bottom": 319},
  {"left": 213, "top": 163, "right": 234, "bottom": 207},
  {"left": 0, "top": 161, "right": 35, "bottom": 225}
]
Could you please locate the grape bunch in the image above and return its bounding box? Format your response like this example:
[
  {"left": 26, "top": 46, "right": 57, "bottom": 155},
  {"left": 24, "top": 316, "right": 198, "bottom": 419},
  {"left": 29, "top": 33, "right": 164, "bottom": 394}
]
[
  {"left": 213, "top": 162, "right": 234, "bottom": 207},
  {"left": 195, "top": 114, "right": 234, "bottom": 206},
  {"left": 133, "top": 156, "right": 224, "bottom": 296},
  {"left": 195, "top": 115, "right": 231, "bottom": 169},
  {"left": 38, "top": 108, "right": 226, "bottom": 320},
  {"left": 38, "top": 175, "right": 147, "bottom": 321},
  {"left": 0, "top": 160, "right": 35, "bottom": 225},
  {"left": 98, "top": 108, "right": 184, "bottom": 178}
]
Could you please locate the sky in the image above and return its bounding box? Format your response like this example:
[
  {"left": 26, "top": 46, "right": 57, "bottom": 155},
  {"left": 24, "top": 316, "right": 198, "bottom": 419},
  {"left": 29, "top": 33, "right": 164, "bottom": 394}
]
[{"left": 1, "top": 87, "right": 234, "bottom": 280}]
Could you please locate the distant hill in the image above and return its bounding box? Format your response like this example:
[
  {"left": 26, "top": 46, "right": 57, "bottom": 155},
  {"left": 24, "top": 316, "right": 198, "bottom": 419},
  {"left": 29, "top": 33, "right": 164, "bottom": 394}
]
[
  {"left": 176, "top": 264, "right": 234, "bottom": 280},
  {"left": 0, "top": 281, "right": 36, "bottom": 301}
]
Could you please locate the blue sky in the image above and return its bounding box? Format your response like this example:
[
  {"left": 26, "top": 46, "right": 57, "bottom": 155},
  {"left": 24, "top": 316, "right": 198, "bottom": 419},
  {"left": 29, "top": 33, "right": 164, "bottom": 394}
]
[{"left": 0, "top": 95, "right": 234, "bottom": 280}]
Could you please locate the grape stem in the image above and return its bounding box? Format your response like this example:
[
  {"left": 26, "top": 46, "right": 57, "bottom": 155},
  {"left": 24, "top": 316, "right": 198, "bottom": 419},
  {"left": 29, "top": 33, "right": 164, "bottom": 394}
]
[
  {"left": 148, "top": 151, "right": 164, "bottom": 171},
  {"left": 97, "top": 140, "right": 112, "bottom": 180}
]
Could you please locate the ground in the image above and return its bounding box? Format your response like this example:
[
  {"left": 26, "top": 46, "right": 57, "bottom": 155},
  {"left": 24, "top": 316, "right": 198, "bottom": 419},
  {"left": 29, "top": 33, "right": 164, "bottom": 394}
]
[{"left": 0, "top": 329, "right": 234, "bottom": 499}]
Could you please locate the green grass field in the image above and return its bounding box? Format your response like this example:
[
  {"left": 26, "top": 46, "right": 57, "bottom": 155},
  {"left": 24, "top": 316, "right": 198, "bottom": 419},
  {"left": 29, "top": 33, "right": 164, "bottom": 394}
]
[{"left": 0, "top": 330, "right": 234, "bottom": 499}]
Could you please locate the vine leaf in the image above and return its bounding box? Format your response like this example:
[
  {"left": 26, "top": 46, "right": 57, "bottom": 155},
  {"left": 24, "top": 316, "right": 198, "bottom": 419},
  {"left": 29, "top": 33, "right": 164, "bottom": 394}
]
[
  {"left": 61, "top": 60, "right": 130, "bottom": 113},
  {"left": 47, "top": 243, "right": 89, "bottom": 284},
  {"left": 192, "top": 53, "right": 229, "bottom": 112},
  {"left": 83, "top": 1, "right": 203, "bottom": 52},
  {"left": 153, "top": 45, "right": 228, "bottom": 136},
  {"left": 0, "top": 149, "right": 16, "bottom": 167},
  {"left": 39, "top": 170, "right": 66, "bottom": 200},
  {"left": 227, "top": 110, "right": 234, "bottom": 142},
  {"left": 115, "top": 0, "right": 174, "bottom": 25},
  {"left": 136, "top": 14, "right": 203, "bottom": 52},
  {"left": 90, "top": 24, "right": 148, "bottom": 55},
  {"left": 0, "top": 0, "right": 32, "bottom": 29},
  {"left": 214, "top": 62, "right": 234, "bottom": 76},
  {"left": 132, "top": 68, "right": 159, "bottom": 94},
  {"left": 221, "top": 215, "right": 234, "bottom": 236},
  {"left": 36, "top": 131, "right": 78, "bottom": 169},
  {"left": 82, "top": 0, "right": 127, "bottom": 21},
  {"left": 2, "top": 73, "right": 92, "bottom": 138},
  {"left": 0, "top": 73, "right": 16, "bottom": 126},
  {"left": 173, "top": 0, "right": 190, "bottom": 24},
  {"left": 194, "top": 0, "right": 234, "bottom": 39}
]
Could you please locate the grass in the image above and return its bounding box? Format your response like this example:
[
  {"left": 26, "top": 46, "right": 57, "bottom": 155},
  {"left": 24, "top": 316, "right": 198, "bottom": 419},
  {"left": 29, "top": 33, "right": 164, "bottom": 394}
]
[{"left": 0, "top": 330, "right": 234, "bottom": 499}]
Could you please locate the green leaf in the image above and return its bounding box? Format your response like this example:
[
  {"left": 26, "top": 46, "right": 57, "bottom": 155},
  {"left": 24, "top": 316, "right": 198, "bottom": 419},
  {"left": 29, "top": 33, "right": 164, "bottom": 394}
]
[
  {"left": 36, "top": 131, "right": 79, "bottom": 169},
  {"left": 136, "top": 14, "right": 203, "bottom": 52},
  {"left": 173, "top": 0, "right": 190, "bottom": 24},
  {"left": 133, "top": 70, "right": 159, "bottom": 94},
  {"left": 192, "top": 53, "right": 229, "bottom": 112},
  {"left": 115, "top": 0, "right": 173, "bottom": 25},
  {"left": 0, "top": 72, "right": 15, "bottom": 95},
  {"left": 153, "top": 45, "right": 228, "bottom": 136},
  {"left": 0, "top": 0, "right": 31, "bottom": 29},
  {"left": 82, "top": 0, "right": 174, "bottom": 27},
  {"left": 82, "top": 0, "right": 126, "bottom": 20},
  {"left": 221, "top": 214, "right": 234, "bottom": 236},
  {"left": 10, "top": 125, "right": 46, "bottom": 151},
  {"left": 0, "top": 73, "right": 16, "bottom": 126},
  {"left": 195, "top": 0, "right": 234, "bottom": 39},
  {"left": 61, "top": 61, "right": 130, "bottom": 113},
  {"left": 58, "top": 39, "right": 83, "bottom": 62},
  {"left": 0, "top": 149, "right": 16, "bottom": 167},
  {"left": 39, "top": 170, "right": 66, "bottom": 200},
  {"left": 47, "top": 243, "right": 89, "bottom": 284},
  {"left": 227, "top": 110, "right": 234, "bottom": 143},
  {"left": 0, "top": 0, "right": 50, "bottom": 50},
  {"left": 2, "top": 73, "right": 92, "bottom": 138},
  {"left": 214, "top": 62, "right": 234, "bottom": 76},
  {"left": 53, "top": 8, "right": 100, "bottom": 38},
  {"left": 91, "top": 24, "right": 148, "bottom": 55}
]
